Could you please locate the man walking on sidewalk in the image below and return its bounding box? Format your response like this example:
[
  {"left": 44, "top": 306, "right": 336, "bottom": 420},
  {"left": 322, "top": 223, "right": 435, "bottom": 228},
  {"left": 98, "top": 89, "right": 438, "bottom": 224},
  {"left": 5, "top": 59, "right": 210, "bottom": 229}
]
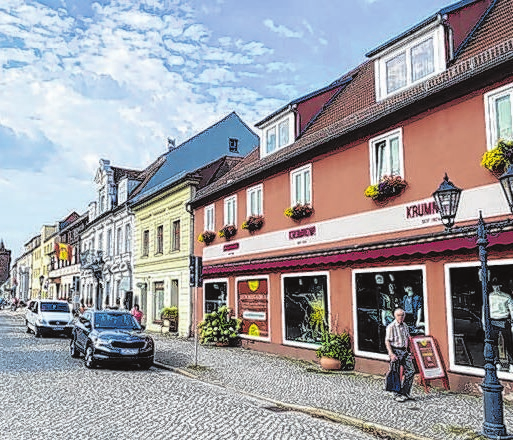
[{"left": 385, "top": 308, "right": 415, "bottom": 402}]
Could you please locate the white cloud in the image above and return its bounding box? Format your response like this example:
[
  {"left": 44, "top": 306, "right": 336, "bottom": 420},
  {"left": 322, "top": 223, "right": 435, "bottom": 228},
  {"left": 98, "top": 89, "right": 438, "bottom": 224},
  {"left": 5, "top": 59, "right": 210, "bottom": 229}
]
[{"left": 263, "top": 19, "right": 303, "bottom": 39}]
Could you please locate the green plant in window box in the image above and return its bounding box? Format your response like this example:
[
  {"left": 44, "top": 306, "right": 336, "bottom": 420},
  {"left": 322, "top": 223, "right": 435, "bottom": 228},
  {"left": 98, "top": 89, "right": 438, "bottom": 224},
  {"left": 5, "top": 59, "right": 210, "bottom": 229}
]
[
  {"left": 315, "top": 330, "right": 355, "bottom": 370},
  {"left": 198, "top": 306, "right": 241, "bottom": 346},
  {"left": 284, "top": 203, "right": 314, "bottom": 220},
  {"left": 198, "top": 230, "right": 216, "bottom": 245},
  {"left": 364, "top": 175, "right": 407, "bottom": 202},
  {"left": 241, "top": 215, "right": 264, "bottom": 232},
  {"left": 218, "top": 224, "right": 237, "bottom": 240},
  {"left": 481, "top": 139, "right": 513, "bottom": 174}
]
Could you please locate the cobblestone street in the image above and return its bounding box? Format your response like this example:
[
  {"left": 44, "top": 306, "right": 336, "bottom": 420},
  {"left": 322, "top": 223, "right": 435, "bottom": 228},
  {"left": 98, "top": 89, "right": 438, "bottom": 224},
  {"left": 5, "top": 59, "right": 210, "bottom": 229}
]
[{"left": 0, "top": 310, "right": 379, "bottom": 440}]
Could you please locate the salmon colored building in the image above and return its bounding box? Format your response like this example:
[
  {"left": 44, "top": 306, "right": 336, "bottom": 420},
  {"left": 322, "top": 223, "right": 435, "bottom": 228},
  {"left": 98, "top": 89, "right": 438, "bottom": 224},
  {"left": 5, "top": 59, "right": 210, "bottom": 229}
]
[{"left": 190, "top": 0, "right": 513, "bottom": 393}]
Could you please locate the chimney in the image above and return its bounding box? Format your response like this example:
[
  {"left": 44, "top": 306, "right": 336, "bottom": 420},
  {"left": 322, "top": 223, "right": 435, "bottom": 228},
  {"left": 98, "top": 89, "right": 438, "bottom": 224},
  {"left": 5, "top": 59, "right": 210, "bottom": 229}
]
[{"left": 167, "top": 137, "right": 176, "bottom": 151}]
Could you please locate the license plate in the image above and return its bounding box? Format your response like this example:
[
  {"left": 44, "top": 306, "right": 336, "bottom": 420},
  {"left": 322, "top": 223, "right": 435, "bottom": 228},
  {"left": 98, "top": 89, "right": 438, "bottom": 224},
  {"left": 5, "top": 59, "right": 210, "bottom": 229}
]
[
  {"left": 53, "top": 327, "right": 64, "bottom": 331},
  {"left": 120, "top": 348, "right": 138, "bottom": 355}
]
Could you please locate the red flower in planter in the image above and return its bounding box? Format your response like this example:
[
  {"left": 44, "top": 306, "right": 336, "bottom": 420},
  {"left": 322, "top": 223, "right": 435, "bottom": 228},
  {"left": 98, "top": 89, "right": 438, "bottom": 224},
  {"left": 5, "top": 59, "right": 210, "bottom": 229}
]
[{"left": 218, "top": 224, "right": 237, "bottom": 240}]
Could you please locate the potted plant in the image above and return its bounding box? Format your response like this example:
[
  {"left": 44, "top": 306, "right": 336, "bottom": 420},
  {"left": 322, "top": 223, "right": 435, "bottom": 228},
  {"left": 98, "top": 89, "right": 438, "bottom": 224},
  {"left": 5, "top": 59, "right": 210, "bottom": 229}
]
[
  {"left": 284, "top": 203, "right": 314, "bottom": 220},
  {"left": 198, "top": 230, "right": 216, "bottom": 245},
  {"left": 198, "top": 306, "right": 241, "bottom": 346},
  {"left": 218, "top": 224, "right": 237, "bottom": 240},
  {"left": 364, "top": 175, "right": 407, "bottom": 202},
  {"left": 481, "top": 139, "right": 513, "bottom": 175},
  {"left": 241, "top": 215, "right": 264, "bottom": 232},
  {"left": 161, "top": 306, "right": 178, "bottom": 332},
  {"left": 315, "top": 330, "right": 355, "bottom": 371}
]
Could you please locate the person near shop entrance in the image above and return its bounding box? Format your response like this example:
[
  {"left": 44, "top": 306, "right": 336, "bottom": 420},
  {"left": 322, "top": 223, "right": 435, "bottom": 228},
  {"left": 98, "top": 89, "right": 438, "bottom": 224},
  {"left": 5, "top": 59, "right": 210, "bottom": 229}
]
[
  {"left": 385, "top": 308, "right": 416, "bottom": 402},
  {"left": 488, "top": 278, "right": 513, "bottom": 372}
]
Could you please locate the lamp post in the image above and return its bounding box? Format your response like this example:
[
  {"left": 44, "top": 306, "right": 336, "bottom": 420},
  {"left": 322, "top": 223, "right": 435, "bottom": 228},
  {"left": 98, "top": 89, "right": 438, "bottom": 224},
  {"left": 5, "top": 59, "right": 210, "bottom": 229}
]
[{"left": 433, "top": 170, "right": 513, "bottom": 439}]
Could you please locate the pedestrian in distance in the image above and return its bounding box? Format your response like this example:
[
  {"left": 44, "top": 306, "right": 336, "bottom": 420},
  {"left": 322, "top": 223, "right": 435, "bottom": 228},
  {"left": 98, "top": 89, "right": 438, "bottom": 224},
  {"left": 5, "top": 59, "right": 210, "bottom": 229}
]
[
  {"left": 131, "top": 304, "right": 143, "bottom": 324},
  {"left": 384, "top": 308, "right": 416, "bottom": 402}
]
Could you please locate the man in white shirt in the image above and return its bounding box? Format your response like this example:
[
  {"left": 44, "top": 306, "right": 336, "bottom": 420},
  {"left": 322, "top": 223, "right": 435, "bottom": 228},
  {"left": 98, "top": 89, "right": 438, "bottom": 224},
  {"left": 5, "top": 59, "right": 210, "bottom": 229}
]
[{"left": 385, "top": 308, "right": 416, "bottom": 402}]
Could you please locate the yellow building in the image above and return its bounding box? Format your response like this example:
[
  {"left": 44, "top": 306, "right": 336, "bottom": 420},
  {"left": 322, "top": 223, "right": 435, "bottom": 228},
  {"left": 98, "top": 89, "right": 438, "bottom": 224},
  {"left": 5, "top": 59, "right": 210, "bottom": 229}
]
[{"left": 130, "top": 112, "right": 259, "bottom": 335}]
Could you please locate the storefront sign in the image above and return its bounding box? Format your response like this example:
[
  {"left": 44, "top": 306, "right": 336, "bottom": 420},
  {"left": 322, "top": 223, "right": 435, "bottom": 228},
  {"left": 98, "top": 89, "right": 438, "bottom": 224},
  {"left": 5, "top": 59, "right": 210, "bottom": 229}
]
[
  {"left": 223, "top": 243, "right": 239, "bottom": 252},
  {"left": 410, "top": 335, "right": 447, "bottom": 381},
  {"left": 289, "top": 226, "right": 316, "bottom": 240},
  {"left": 405, "top": 202, "right": 441, "bottom": 225},
  {"left": 242, "top": 311, "right": 266, "bottom": 321}
]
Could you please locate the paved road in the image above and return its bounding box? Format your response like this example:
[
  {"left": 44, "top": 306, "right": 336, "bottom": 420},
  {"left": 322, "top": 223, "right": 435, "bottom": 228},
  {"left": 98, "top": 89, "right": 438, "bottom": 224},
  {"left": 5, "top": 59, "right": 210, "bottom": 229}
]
[{"left": 0, "top": 310, "right": 380, "bottom": 440}]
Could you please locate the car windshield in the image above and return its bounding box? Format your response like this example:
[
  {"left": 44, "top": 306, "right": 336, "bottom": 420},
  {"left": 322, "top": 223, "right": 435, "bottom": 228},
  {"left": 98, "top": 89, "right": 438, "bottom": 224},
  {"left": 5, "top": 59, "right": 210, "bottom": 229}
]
[
  {"left": 41, "top": 302, "right": 70, "bottom": 313},
  {"left": 94, "top": 313, "right": 139, "bottom": 329}
]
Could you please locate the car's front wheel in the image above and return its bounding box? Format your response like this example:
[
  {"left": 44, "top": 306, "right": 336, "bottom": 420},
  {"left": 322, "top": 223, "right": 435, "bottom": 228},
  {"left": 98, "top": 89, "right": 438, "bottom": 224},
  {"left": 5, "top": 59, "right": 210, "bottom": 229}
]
[
  {"left": 34, "top": 326, "right": 41, "bottom": 338},
  {"left": 70, "top": 337, "right": 80, "bottom": 358},
  {"left": 84, "top": 345, "right": 97, "bottom": 369},
  {"left": 139, "top": 358, "right": 153, "bottom": 370}
]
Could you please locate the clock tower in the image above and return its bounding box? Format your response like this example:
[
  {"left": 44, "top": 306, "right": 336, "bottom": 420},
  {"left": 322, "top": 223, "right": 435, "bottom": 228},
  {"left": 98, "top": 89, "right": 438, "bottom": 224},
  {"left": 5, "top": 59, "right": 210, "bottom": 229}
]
[{"left": 0, "top": 240, "right": 11, "bottom": 286}]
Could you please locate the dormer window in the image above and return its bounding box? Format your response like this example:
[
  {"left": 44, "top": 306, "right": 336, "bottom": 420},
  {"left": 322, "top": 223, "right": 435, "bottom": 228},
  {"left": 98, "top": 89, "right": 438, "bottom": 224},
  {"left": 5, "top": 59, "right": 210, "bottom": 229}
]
[
  {"left": 260, "top": 113, "right": 293, "bottom": 157},
  {"left": 229, "top": 138, "right": 239, "bottom": 153},
  {"left": 374, "top": 26, "right": 445, "bottom": 101}
]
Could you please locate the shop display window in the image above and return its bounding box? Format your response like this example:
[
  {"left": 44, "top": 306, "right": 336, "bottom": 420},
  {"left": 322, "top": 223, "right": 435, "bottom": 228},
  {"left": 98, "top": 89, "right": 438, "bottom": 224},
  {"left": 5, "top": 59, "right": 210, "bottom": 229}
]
[
  {"left": 237, "top": 278, "right": 269, "bottom": 339},
  {"left": 355, "top": 269, "right": 425, "bottom": 354},
  {"left": 204, "top": 281, "right": 227, "bottom": 314},
  {"left": 449, "top": 265, "right": 513, "bottom": 371},
  {"left": 283, "top": 274, "right": 328, "bottom": 344}
]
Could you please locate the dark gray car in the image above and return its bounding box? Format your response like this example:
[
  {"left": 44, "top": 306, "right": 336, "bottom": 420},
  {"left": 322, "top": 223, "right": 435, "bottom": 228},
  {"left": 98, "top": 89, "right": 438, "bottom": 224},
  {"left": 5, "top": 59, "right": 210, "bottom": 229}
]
[{"left": 70, "top": 309, "right": 154, "bottom": 369}]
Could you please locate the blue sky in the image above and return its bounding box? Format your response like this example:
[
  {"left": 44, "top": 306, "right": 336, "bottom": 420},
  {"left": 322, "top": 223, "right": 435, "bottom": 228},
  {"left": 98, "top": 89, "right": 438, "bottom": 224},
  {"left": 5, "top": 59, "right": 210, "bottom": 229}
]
[{"left": 0, "top": 0, "right": 452, "bottom": 259}]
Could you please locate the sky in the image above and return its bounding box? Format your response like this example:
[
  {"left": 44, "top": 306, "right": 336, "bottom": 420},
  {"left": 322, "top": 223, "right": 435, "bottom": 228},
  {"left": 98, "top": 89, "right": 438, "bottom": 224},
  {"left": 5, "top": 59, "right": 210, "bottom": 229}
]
[{"left": 0, "top": 0, "right": 454, "bottom": 260}]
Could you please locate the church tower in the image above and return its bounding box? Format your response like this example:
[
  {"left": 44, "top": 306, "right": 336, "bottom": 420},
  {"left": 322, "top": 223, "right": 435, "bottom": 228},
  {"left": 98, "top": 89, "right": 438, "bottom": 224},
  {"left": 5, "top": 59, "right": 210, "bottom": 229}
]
[{"left": 0, "top": 240, "right": 12, "bottom": 285}]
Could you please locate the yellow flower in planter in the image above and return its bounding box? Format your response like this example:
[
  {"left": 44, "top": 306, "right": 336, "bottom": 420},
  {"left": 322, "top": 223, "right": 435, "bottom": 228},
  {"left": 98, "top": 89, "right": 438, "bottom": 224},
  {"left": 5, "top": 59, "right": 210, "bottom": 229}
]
[{"left": 364, "top": 184, "right": 379, "bottom": 199}]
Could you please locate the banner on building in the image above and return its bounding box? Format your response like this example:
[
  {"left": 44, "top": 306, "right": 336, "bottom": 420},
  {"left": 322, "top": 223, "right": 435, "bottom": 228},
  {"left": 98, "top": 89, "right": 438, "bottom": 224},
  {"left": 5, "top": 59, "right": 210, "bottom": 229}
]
[{"left": 55, "top": 243, "right": 73, "bottom": 262}]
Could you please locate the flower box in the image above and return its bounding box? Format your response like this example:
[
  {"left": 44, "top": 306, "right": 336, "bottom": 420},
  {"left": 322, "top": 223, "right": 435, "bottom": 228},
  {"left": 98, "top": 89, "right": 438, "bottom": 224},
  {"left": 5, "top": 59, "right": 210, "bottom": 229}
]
[
  {"left": 284, "top": 204, "right": 314, "bottom": 221},
  {"left": 364, "top": 175, "right": 407, "bottom": 202},
  {"left": 241, "top": 215, "right": 264, "bottom": 232},
  {"left": 481, "top": 139, "right": 513, "bottom": 175},
  {"left": 218, "top": 224, "right": 237, "bottom": 240},
  {"left": 198, "top": 230, "right": 216, "bottom": 245}
]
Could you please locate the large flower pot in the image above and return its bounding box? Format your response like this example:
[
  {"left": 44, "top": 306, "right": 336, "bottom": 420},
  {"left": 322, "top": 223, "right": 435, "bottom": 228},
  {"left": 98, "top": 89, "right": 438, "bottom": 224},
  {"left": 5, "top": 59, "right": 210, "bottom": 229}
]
[{"left": 320, "top": 356, "right": 342, "bottom": 370}]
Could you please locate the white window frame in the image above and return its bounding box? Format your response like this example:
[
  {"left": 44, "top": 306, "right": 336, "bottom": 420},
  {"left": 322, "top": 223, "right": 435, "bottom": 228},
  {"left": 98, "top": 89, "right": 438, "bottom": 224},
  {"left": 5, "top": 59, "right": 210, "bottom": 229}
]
[
  {"left": 106, "top": 229, "right": 112, "bottom": 257},
  {"left": 204, "top": 204, "right": 215, "bottom": 231},
  {"left": 444, "top": 259, "right": 513, "bottom": 378},
  {"left": 484, "top": 82, "right": 513, "bottom": 149},
  {"left": 281, "top": 271, "right": 330, "bottom": 349},
  {"left": 224, "top": 195, "right": 237, "bottom": 226},
  {"left": 290, "top": 164, "right": 312, "bottom": 206},
  {"left": 368, "top": 128, "right": 404, "bottom": 185},
  {"left": 260, "top": 112, "right": 294, "bottom": 158},
  {"left": 374, "top": 25, "right": 446, "bottom": 101},
  {"left": 124, "top": 224, "right": 131, "bottom": 253},
  {"left": 202, "top": 278, "right": 229, "bottom": 318},
  {"left": 246, "top": 184, "right": 263, "bottom": 217},
  {"left": 352, "top": 265, "right": 428, "bottom": 361},
  {"left": 116, "top": 227, "right": 122, "bottom": 255}
]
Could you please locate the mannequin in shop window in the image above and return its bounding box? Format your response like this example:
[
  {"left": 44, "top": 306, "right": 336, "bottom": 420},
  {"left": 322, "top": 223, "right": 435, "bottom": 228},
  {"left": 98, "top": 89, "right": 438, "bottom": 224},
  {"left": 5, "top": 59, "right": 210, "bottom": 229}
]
[
  {"left": 487, "top": 278, "right": 513, "bottom": 372},
  {"left": 401, "top": 286, "right": 422, "bottom": 333}
]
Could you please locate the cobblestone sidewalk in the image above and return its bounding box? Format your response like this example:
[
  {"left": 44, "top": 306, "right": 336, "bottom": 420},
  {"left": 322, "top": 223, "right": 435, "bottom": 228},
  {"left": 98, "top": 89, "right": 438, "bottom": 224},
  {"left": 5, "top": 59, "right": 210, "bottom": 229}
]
[{"left": 151, "top": 333, "right": 513, "bottom": 440}]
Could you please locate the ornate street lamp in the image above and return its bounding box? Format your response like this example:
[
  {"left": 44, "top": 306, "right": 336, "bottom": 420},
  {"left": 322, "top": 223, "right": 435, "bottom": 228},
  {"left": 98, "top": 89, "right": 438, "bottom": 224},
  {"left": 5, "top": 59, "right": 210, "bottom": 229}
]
[{"left": 433, "top": 174, "right": 513, "bottom": 439}]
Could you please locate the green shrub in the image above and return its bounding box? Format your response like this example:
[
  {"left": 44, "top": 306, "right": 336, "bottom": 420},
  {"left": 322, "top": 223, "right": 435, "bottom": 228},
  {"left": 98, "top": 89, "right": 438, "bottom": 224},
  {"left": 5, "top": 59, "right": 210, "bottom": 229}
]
[
  {"left": 198, "top": 306, "right": 241, "bottom": 345},
  {"left": 161, "top": 306, "right": 178, "bottom": 319},
  {"left": 315, "top": 331, "right": 355, "bottom": 370}
]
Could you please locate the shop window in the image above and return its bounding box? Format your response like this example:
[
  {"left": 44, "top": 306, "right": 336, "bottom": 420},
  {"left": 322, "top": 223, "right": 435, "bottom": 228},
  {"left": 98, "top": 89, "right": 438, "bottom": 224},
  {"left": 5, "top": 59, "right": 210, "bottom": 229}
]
[
  {"left": 204, "top": 281, "right": 227, "bottom": 314},
  {"left": 449, "top": 265, "right": 513, "bottom": 371},
  {"left": 283, "top": 274, "right": 328, "bottom": 345},
  {"left": 354, "top": 268, "right": 425, "bottom": 355},
  {"left": 237, "top": 278, "right": 269, "bottom": 339}
]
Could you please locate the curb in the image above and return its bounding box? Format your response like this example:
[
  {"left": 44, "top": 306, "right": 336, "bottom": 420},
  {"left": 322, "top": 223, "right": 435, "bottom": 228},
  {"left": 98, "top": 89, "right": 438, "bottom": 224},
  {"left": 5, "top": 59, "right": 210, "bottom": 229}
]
[{"left": 152, "top": 360, "right": 432, "bottom": 440}]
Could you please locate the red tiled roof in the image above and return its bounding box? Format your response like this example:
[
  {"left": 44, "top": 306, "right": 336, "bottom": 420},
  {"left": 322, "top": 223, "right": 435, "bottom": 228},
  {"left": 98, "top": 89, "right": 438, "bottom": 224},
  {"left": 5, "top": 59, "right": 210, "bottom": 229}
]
[{"left": 192, "top": 0, "right": 513, "bottom": 207}]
